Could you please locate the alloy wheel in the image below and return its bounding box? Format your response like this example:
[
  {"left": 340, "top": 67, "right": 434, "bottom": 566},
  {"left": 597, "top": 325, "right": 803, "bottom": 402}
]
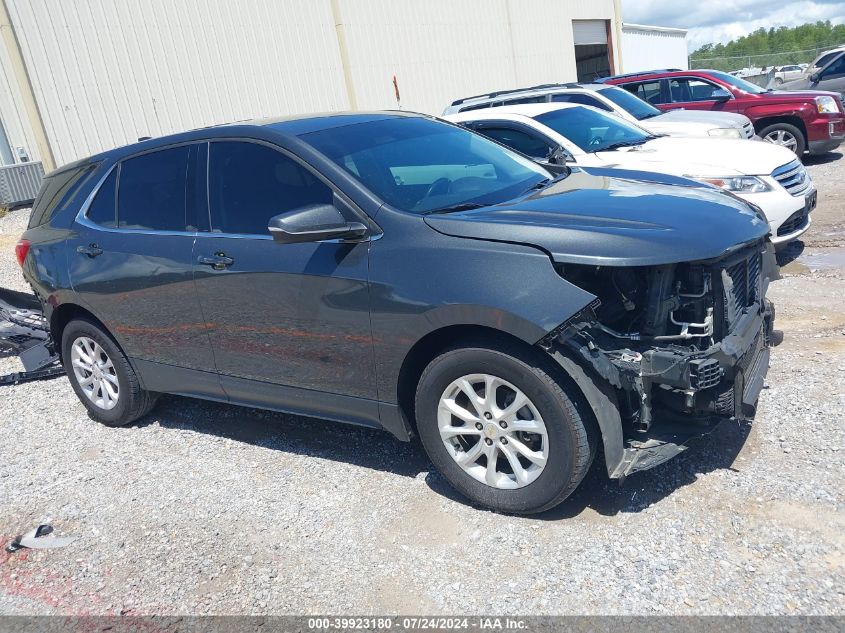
[
  {"left": 70, "top": 336, "right": 120, "bottom": 410},
  {"left": 763, "top": 129, "right": 798, "bottom": 152},
  {"left": 438, "top": 373, "right": 548, "bottom": 489}
]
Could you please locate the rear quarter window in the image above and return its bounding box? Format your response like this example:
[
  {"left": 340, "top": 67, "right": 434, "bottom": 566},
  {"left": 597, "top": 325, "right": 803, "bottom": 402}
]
[{"left": 28, "top": 163, "right": 98, "bottom": 229}]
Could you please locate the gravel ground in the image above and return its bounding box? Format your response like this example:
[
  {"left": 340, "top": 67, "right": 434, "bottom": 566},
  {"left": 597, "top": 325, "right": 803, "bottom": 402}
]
[{"left": 1, "top": 154, "right": 844, "bottom": 616}]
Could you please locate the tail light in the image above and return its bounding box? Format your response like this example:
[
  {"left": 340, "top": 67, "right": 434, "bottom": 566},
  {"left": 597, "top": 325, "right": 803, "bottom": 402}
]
[{"left": 14, "top": 239, "right": 30, "bottom": 267}]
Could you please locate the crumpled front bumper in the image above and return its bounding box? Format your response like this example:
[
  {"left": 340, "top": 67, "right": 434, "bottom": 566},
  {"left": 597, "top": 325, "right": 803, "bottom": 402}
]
[
  {"left": 548, "top": 297, "right": 776, "bottom": 480},
  {"left": 617, "top": 299, "right": 775, "bottom": 478}
]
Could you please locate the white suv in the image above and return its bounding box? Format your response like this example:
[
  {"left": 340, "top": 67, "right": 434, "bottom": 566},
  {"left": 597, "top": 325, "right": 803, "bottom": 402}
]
[
  {"left": 443, "top": 83, "right": 757, "bottom": 140},
  {"left": 445, "top": 103, "right": 815, "bottom": 248}
]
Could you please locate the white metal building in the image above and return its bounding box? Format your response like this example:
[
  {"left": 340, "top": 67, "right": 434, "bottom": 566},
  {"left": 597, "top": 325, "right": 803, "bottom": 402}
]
[
  {"left": 621, "top": 23, "right": 689, "bottom": 74},
  {"left": 0, "top": 0, "right": 623, "bottom": 171}
]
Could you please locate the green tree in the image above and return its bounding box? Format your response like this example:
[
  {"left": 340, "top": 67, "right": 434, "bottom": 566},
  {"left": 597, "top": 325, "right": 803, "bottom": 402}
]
[{"left": 690, "top": 20, "right": 845, "bottom": 72}]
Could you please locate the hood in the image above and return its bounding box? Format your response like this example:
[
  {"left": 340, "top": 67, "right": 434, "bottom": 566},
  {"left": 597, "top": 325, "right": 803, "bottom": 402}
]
[
  {"left": 755, "top": 88, "right": 844, "bottom": 101},
  {"left": 424, "top": 168, "right": 769, "bottom": 267},
  {"left": 593, "top": 136, "right": 796, "bottom": 177},
  {"left": 651, "top": 109, "right": 750, "bottom": 127}
]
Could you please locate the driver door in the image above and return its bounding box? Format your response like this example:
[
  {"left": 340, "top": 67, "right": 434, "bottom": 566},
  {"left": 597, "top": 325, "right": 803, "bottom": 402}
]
[
  {"left": 192, "top": 139, "right": 377, "bottom": 404},
  {"left": 666, "top": 77, "right": 736, "bottom": 113},
  {"left": 814, "top": 53, "right": 845, "bottom": 93}
]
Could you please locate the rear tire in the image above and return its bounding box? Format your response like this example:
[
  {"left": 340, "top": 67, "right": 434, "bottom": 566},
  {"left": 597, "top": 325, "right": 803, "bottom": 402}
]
[
  {"left": 759, "top": 122, "right": 805, "bottom": 156},
  {"left": 61, "top": 318, "right": 157, "bottom": 426},
  {"left": 415, "top": 340, "right": 597, "bottom": 514}
]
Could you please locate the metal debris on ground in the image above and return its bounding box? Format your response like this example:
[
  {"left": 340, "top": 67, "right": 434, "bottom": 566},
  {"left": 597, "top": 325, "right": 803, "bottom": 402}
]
[
  {"left": 0, "top": 286, "right": 63, "bottom": 386},
  {"left": 5, "top": 524, "right": 77, "bottom": 552}
]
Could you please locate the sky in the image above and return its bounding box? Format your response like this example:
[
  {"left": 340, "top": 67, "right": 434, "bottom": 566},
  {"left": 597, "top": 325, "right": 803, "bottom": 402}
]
[{"left": 622, "top": 0, "right": 845, "bottom": 52}]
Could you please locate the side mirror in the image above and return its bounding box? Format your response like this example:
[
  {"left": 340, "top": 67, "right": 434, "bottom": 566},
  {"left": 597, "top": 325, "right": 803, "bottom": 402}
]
[
  {"left": 810, "top": 72, "right": 820, "bottom": 83},
  {"left": 268, "top": 203, "right": 367, "bottom": 244},
  {"left": 711, "top": 88, "right": 731, "bottom": 102},
  {"left": 547, "top": 146, "right": 575, "bottom": 165}
]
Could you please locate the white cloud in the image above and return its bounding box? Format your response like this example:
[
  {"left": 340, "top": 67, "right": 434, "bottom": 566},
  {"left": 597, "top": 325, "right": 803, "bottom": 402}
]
[{"left": 622, "top": 0, "right": 845, "bottom": 51}]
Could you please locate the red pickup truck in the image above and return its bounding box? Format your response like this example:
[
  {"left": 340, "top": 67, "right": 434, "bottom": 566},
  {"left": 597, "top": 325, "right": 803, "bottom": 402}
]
[{"left": 598, "top": 68, "right": 845, "bottom": 158}]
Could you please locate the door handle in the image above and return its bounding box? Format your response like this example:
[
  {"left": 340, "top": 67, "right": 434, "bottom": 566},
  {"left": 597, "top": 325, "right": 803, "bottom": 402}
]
[
  {"left": 77, "top": 244, "right": 103, "bottom": 258},
  {"left": 197, "top": 253, "right": 234, "bottom": 270}
]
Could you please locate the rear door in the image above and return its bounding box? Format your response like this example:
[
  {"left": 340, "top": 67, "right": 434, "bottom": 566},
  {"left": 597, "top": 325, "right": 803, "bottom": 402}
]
[
  {"left": 192, "top": 139, "right": 377, "bottom": 406},
  {"left": 67, "top": 143, "right": 222, "bottom": 396}
]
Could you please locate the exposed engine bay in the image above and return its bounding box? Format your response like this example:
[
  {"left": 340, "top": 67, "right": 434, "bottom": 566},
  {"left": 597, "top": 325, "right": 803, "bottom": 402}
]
[{"left": 542, "top": 239, "right": 779, "bottom": 477}]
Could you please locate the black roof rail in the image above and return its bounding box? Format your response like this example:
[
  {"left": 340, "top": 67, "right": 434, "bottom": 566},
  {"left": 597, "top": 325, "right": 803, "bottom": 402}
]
[
  {"left": 450, "top": 82, "right": 585, "bottom": 106},
  {"left": 595, "top": 69, "right": 682, "bottom": 82}
]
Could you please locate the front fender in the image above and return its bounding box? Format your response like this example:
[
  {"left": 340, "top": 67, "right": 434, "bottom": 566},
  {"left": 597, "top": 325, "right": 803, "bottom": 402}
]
[{"left": 368, "top": 221, "right": 597, "bottom": 403}]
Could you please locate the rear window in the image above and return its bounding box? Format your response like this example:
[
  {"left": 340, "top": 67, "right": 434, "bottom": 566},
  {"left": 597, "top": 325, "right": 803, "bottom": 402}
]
[{"left": 28, "top": 164, "right": 98, "bottom": 228}]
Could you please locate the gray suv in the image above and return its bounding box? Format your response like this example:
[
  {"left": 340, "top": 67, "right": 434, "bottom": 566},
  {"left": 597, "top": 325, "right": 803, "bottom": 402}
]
[
  {"left": 17, "top": 112, "right": 776, "bottom": 514},
  {"left": 782, "top": 48, "right": 845, "bottom": 95}
]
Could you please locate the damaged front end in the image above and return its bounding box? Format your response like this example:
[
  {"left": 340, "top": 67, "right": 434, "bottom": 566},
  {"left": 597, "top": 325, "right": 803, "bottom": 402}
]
[{"left": 541, "top": 239, "right": 779, "bottom": 479}]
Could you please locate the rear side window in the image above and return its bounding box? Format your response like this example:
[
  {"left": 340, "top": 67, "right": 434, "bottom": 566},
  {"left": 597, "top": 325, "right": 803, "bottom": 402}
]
[
  {"left": 478, "top": 126, "right": 554, "bottom": 160},
  {"left": 28, "top": 164, "right": 97, "bottom": 228},
  {"left": 550, "top": 93, "right": 613, "bottom": 111},
  {"left": 623, "top": 81, "right": 663, "bottom": 104},
  {"left": 86, "top": 168, "right": 117, "bottom": 228},
  {"left": 208, "top": 141, "right": 333, "bottom": 236},
  {"left": 117, "top": 146, "right": 191, "bottom": 231},
  {"left": 498, "top": 96, "right": 548, "bottom": 106}
]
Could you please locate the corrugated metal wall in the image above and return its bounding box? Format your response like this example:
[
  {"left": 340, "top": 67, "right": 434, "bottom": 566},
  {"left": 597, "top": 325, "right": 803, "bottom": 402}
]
[
  {"left": 0, "top": 0, "right": 619, "bottom": 168},
  {"left": 621, "top": 25, "right": 689, "bottom": 73}
]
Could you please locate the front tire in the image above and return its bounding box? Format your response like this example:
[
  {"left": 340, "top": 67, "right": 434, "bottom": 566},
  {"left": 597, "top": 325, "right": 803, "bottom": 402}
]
[
  {"left": 759, "top": 122, "right": 805, "bottom": 156},
  {"left": 415, "top": 341, "right": 597, "bottom": 514},
  {"left": 62, "top": 318, "right": 157, "bottom": 426}
]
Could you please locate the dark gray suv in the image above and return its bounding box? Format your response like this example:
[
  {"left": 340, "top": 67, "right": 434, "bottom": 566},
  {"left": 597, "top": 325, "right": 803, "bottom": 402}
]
[{"left": 17, "top": 112, "right": 777, "bottom": 513}]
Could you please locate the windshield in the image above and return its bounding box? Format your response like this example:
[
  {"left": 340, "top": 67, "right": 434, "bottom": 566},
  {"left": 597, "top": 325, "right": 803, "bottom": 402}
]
[
  {"left": 534, "top": 106, "right": 652, "bottom": 153},
  {"left": 598, "top": 86, "right": 662, "bottom": 120},
  {"left": 300, "top": 117, "right": 549, "bottom": 214},
  {"left": 708, "top": 71, "right": 767, "bottom": 94}
]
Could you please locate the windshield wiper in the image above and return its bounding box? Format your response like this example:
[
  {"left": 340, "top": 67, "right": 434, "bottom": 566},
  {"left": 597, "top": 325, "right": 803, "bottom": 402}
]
[
  {"left": 599, "top": 139, "right": 648, "bottom": 151},
  {"left": 426, "top": 202, "right": 486, "bottom": 215},
  {"left": 521, "top": 171, "right": 570, "bottom": 195},
  {"left": 522, "top": 178, "right": 551, "bottom": 193},
  {"left": 639, "top": 112, "right": 661, "bottom": 120}
]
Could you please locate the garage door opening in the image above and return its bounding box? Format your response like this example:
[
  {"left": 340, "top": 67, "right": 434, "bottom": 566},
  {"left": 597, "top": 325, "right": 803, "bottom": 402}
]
[{"left": 573, "top": 20, "right": 613, "bottom": 82}]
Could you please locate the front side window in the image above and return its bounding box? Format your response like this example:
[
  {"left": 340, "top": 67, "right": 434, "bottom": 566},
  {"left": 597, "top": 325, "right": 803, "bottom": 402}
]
[
  {"left": 534, "top": 106, "right": 651, "bottom": 153},
  {"left": 821, "top": 54, "right": 845, "bottom": 78},
  {"left": 300, "top": 116, "right": 549, "bottom": 214},
  {"left": 477, "top": 126, "right": 554, "bottom": 160},
  {"left": 669, "top": 78, "right": 725, "bottom": 102},
  {"left": 117, "top": 146, "right": 190, "bottom": 231},
  {"left": 814, "top": 51, "right": 839, "bottom": 69},
  {"left": 208, "top": 141, "right": 333, "bottom": 235}
]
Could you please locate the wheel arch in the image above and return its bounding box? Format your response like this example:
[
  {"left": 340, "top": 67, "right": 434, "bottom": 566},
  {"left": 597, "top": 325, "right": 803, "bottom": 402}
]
[
  {"left": 395, "top": 324, "right": 624, "bottom": 477},
  {"left": 753, "top": 115, "right": 808, "bottom": 143},
  {"left": 50, "top": 303, "right": 111, "bottom": 360}
]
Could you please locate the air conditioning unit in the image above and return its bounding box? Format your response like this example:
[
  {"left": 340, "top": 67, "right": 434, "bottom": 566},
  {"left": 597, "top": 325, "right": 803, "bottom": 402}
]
[{"left": 0, "top": 161, "right": 44, "bottom": 210}]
